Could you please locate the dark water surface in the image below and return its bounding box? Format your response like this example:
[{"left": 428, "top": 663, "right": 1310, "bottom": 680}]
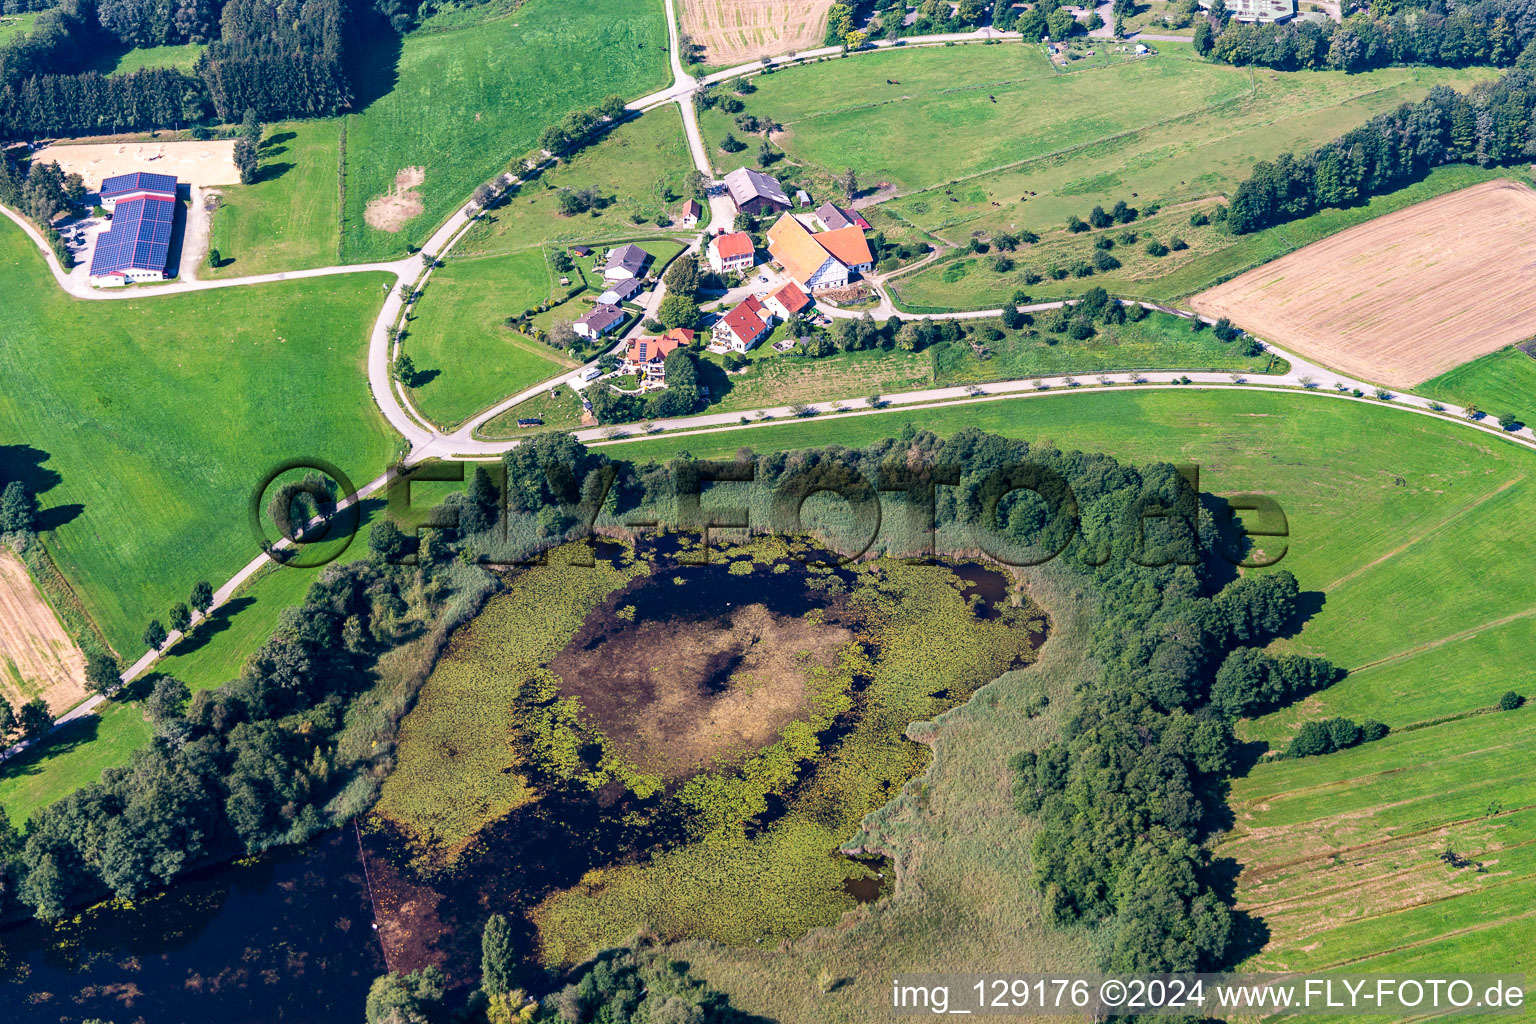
[{"left": 0, "top": 828, "right": 384, "bottom": 1023}]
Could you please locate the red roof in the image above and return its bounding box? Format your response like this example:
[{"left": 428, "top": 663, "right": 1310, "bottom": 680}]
[
  {"left": 770, "top": 281, "right": 810, "bottom": 315},
  {"left": 713, "top": 231, "right": 755, "bottom": 259},
  {"left": 625, "top": 332, "right": 687, "bottom": 364},
  {"left": 681, "top": 199, "right": 703, "bottom": 218},
  {"left": 720, "top": 299, "right": 769, "bottom": 342}
]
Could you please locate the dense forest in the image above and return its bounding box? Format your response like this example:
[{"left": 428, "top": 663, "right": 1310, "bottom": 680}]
[
  {"left": 1227, "top": 61, "right": 1536, "bottom": 232},
  {"left": 0, "top": 0, "right": 490, "bottom": 137}
]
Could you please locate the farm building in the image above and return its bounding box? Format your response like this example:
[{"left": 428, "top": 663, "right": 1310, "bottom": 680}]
[
  {"left": 764, "top": 281, "right": 811, "bottom": 320},
  {"left": 98, "top": 171, "right": 178, "bottom": 211},
  {"left": 602, "top": 243, "right": 651, "bottom": 281},
  {"left": 708, "top": 231, "right": 756, "bottom": 274},
  {"left": 597, "top": 277, "right": 644, "bottom": 305},
  {"left": 574, "top": 303, "right": 625, "bottom": 339},
  {"left": 88, "top": 172, "right": 179, "bottom": 287},
  {"left": 1198, "top": 0, "right": 1293, "bottom": 21},
  {"left": 678, "top": 199, "right": 702, "bottom": 226},
  {"left": 766, "top": 214, "right": 874, "bottom": 291},
  {"left": 724, "top": 166, "right": 792, "bottom": 216},
  {"left": 711, "top": 295, "right": 772, "bottom": 352},
  {"left": 814, "top": 201, "right": 870, "bottom": 232}
]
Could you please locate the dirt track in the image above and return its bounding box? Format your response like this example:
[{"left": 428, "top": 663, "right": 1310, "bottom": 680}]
[
  {"left": 1192, "top": 179, "right": 1536, "bottom": 388},
  {"left": 0, "top": 549, "right": 86, "bottom": 714}
]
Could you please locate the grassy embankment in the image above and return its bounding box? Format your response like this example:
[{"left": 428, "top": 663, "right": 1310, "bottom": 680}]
[
  {"left": 339, "top": 0, "right": 670, "bottom": 262},
  {"left": 610, "top": 388, "right": 1536, "bottom": 1019}
]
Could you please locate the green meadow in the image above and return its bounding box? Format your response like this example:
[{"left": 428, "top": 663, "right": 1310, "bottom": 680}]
[
  {"left": 705, "top": 42, "right": 1494, "bottom": 308},
  {"left": 1419, "top": 345, "right": 1536, "bottom": 421},
  {"left": 0, "top": 218, "right": 397, "bottom": 659},
  {"left": 340, "top": 0, "right": 670, "bottom": 262},
  {"left": 92, "top": 41, "right": 206, "bottom": 75},
  {"left": 206, "top": 121, "right": 344, "bottom": 277},
  {"left": 451, "top": 106, "right": 696, "bottom": 259},
  {"left": 405, "top": 248, "right": 576, "bottom": 428},
  {"left": 0, "top": 11, "right": 38, "bottom": 45}
]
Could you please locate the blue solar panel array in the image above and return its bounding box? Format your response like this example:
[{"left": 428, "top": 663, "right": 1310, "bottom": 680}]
[
  {"left": 99, "top": 171, "right": 178, "bottom": 200},
  {"left": 90, "top": 196, "right": 174, "bottom": 277}
]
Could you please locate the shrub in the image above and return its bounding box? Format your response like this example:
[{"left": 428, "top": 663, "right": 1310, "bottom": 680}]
[
  {"left": 1066, "top": 215, "right": 1088, "bottom": 233},
  {"left": 1500, "top": 690, "right": 1525, "bottom": 711},
  {"left": 1361, "top": 720, "right": 1390, "bottom": 742},
  {"left": 1145, "top": 239, "right": 1169, "bottom": 257}
]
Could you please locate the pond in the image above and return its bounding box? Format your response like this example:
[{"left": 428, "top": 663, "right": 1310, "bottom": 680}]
[
  {"left": 0, "top": 828, "right": 384, "bottom": 1023},
  {"left": 0, "top": 546, "right": 1045, "bottom": 1018}
]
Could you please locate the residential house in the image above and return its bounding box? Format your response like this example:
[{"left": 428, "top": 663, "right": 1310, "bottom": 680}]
[
  {"left": 764, "top": 281, "right": 811, "bottom": 321},
  {"left": 621, "top": 329, "right": 693, "bottom": 382},
  {"left": 707, "top": 231, "right": 756, "bottom": 274},
  {"left": 723, "top": 166, "right": 791, "bottom": 216},
  {"left": 602, "top": 243, "right": 651, "bottom": 281},
  {"left": 814, "top": 225, "right": 875, "bottom": 275},
  {"left": 764, "top": 214, "right": 872, "bottom": 291},
  {"left": 597, "top": 277, "right": 643, "bottom": 305},
  {"left": 679, "top": 199, "right": 702, "bottom": 226},
  {"left": 813, "top": 201, "right": 870, "bottom": 232},
  {"left": 574, "top": 303, "right": 625, "bottom": 339},
  {"left": 711, "top": 295, "right": 772, "bottom": 352}
]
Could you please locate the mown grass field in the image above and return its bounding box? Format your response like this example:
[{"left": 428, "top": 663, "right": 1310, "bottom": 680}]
[
  {"left": 406, "top": 248, "right": 575, "bottom": 428},
  {"left": 206, "top": 121, "right": 343, "bottom": 277},
  {"left": 1420, "top": 345, "right": 1536, "bottom": 423},
  {"left": 0, "top": 218, "right": 397, "bottom": 660},
  {"left": 340, "top": 0, "right": 670, "bottom": 262},
  {"left": 610, "top": 388, "right": 1536, "bottom": 1018},
  {"left": 451, "top": 107, "right": 696, "bottom": 259}
]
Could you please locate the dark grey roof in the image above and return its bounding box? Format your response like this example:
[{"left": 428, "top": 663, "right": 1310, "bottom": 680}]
[
  {"left": 578, "top": 304, "right": 625, "bottom": 330},
  {"left": 815, "top": 201, "right": 853, "bottom": 230},
  {"left": 603, "top": 277, "right": 643, "bottom": 300},
  {"left": 603, "top": 243, "right": 650, "bottom": 275},
  {"left": 724, "top": 167, "right": 790, "bottom": 208}
]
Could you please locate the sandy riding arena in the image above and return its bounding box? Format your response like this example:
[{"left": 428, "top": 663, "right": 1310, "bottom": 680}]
[
  {"left": 30, "top": 140, "right": 239, "bottom": 189},
  {"left": 0, "top": 549, "right": 86, "bottom": 715},
  {"left": 681, "top": 0, "right": 833, "bottom": 64},
  {"left": 1192, "top": 179, "right": 1536, "bottom": 388}
]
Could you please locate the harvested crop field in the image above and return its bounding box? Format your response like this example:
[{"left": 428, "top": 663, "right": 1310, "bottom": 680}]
[
  {"left": 0, "top": 549, "right": 86, "bottom": 714},
  {"left": 681, "top": 0, "right": 831, "bottom": 64},
  {"left": 30, "top": 140, "right": 238, "bottom": 189},
  {"left": 1192, "top": 179, "right": 1536, "bottom": 388}
]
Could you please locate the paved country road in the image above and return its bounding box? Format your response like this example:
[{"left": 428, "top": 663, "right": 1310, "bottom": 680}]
[{"left": 3, "top": 7, "right": 1535, "bottom": 762}]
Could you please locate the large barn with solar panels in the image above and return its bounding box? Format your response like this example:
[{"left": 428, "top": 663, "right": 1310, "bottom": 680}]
[{"left": 89, "top": 172, "right": 179, "bottom": 287}]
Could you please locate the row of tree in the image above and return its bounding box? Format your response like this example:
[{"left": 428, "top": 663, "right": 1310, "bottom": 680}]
[
  {"left": 1201, "top": 5, "right": 1536, "bottom": 72},
  {"left": 537, "top": 94, "right": 628, "bottom": 157},
  {"left": 1227, "top": 68, "right": 1536, "bottom": 233}
]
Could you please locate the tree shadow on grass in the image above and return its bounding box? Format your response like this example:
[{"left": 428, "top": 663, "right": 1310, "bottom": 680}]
[
  {"left": 163, "top": 596, "right": 256, "bottom": 660},
  {"left": 262, "top": 131, "right": 297, "bottom": 150},
  {"left": 346, "top": 24, "right": 403, "bottom": 113},
  {"left": 0, "top": 714, "right": 101, "bottom": 780},
  {"left": 252, "top": 161, "right": 294, "bottom": 185},
  {"left": 0, "top": 444, "right": 82, "bottom": 530}
]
